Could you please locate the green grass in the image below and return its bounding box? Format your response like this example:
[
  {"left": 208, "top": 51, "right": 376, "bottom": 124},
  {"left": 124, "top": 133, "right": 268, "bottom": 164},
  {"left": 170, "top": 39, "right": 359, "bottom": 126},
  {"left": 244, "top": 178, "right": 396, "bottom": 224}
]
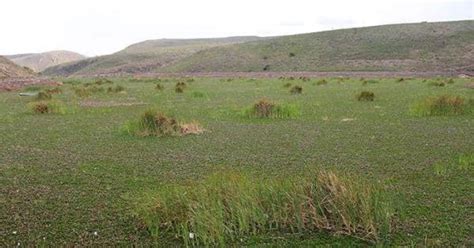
[
  {"left": 0, "top": 77, "right": 473, "bottom": 246},
  {"left": 137, "top": 169, "right": 393, "bottom": 246}
]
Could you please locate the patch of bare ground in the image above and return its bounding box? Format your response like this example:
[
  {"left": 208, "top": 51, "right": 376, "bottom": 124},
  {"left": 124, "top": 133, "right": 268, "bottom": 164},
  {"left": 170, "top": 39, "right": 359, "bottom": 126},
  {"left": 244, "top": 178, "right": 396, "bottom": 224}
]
[
  {"left": 79, "top": 100, "right": 147, "bottom": 107},
  {"left": 0, "top": 78, "right": 62, "bottom": 92}
]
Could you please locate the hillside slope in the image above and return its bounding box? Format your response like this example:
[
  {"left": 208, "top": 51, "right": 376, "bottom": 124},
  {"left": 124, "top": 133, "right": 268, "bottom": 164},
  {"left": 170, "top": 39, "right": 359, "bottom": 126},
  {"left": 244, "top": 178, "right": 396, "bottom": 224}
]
[
  {"left": 165, "top": 20, "right": 474, "bottom": 73},
  {"left": 6, "top": 50, "right": 85, "bottom": 72},
  {"left": 43, "top": 37, "right": 263, "bottom": 76},
  {"left": 0, "top": 56, "right": 35, "bottom": 79}
]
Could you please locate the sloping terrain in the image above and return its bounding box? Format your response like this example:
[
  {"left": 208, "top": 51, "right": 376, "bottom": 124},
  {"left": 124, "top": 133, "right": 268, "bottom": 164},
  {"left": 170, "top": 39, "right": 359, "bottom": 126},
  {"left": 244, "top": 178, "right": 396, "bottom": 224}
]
[
  {"left": 43, "top": 20, "right": 474, "bottom": 76},
  {"left": 43, "top": 37, "right": 263, "bottom": 76},
  {"left": 0, "top": 56, "right": 35, "bottom": 79},
  {"left": 165, "top": 20, "right": 474, "bottom": 73},
  {"left": 6, "top": 50, "right": 85, "bottom": 72}
]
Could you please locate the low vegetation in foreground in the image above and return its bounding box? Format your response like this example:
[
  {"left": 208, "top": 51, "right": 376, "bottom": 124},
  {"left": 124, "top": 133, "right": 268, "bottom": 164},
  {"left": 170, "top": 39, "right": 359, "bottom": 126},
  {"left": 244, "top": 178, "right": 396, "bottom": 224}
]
[
  {"left": 0, "top": 76, "right": 472, "bottom": 246},
  {"left": 137, "top": 170, "right": 393, "bottom": 246}
]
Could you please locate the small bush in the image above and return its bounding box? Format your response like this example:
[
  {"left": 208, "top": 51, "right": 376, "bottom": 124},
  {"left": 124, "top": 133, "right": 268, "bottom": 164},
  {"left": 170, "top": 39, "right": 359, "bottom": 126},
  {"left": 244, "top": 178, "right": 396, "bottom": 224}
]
[
  {"left": 316, "top": 79, "right": 328, "bottom": 86},
  {"left": 290, "top": 85, "right": 302, "bottom": 94},
  {"left": 136, "top": 170, "right": 393, "bottom": 246},
  {"left": 36, "top": 91, "right": 52, "bottom": 101},
  {"left": 176, "top": 82, "right": 187, "bottom": 88},
  {"left": 396, "top": 78, "right": 404, "bottom": 82},
  {"left": 108, "top": 85, "right": 125, "bottom": 93},
  {"left": 175, "top": 86, "right": 184, "bottom": 93},
  {"left": 155, "top": 83, "right": 164, "bottom": 91},
  {"left": 357, "top": 91, "right": 375, "bottom": 101},
  {"left": 283, "top": 82, "right": 292, "bottom": 88},
  {"left": 410, "top": 95, "right": 469, "bottom": 116},
  {"left": 428, "top": 81, "right": 445, "bottom": 87},
  {"left": 244, "top": 99, "right": 300, "bottom": 119},
  {"left": 95, "top": 78, "right": 114, "bottom": 85},
  {"left": 289, "top": 52, "right": 296, "bottom": 57}
]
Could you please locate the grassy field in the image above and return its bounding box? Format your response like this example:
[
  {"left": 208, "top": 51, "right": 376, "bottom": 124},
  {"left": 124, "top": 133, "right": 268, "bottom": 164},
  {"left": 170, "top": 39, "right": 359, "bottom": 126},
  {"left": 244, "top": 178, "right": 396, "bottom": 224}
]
[{"left": 0, "top": 77, "right": 473, "bottom": 246}]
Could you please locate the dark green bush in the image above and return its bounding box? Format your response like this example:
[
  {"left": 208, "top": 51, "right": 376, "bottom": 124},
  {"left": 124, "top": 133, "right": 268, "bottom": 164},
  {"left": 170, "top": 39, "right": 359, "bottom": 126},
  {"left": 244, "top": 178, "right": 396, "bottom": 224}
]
[{"left": 357, "top": 91, "right": 375, "bottom": 101}]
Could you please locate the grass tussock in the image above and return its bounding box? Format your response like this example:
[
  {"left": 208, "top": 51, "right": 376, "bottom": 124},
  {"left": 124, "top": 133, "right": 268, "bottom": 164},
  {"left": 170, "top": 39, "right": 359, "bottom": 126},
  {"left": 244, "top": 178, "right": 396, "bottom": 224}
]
[
  {"left": 29, "top": 100, "right": 66, "bottom": 114},
  {"left": 123, "top": 110, "right": 204, "bottom": 137},
  {"left": 290, "top": 85, "right": 303, "bottom": 94},
  {"left": 137, "top": 170, "right": 393, "bottom": 246},
  {"left": 357, "top": 91, "right": 375, "bottom": 101},
  {"left": 410, "top": 95, "right": 471, "bottom": 116},
  {"left": 36, "top": 91, "right": 52, "bottom": 101},
  {"left": 244, "top": 99, "right": 300, "bottom": 118}
]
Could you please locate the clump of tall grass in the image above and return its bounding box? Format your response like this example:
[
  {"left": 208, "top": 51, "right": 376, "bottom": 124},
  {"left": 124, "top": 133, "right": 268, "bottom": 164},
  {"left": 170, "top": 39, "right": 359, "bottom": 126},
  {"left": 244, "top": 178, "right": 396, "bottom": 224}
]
[
  {"left": 36, "top": 91, "right": 52, "bottom": 101},
  {"left": 410, "top": 95, "right": 470, "bottom": 116},
  {"left": 28, "top": 100, "right": 66, "bottom": 114},
  {"left": 316, "top": 79, "right": 328, "bottom": 86},
  {"left": 155, "top": 83, "right": 164, "bottom": 91},
  {"left": 136, "top": 170, "right": 393, "bottom": 246},
  {"left": 290, "top": 85, "right": 302, "bottom": 94},
  {"left": 123, "top": 110, "right": 204, "bottom": 137},
  {"left": 243, "top": 99, "right": 300, "bottom": 119},
  {"left": 107, "top": 85, "right": 126, "bottom": 93},
  {"left": 357, "top": 91, "right": 375, "bottom": 101},
  {"left": 94, "top": 78, "right": 114, "bottom": 85}
]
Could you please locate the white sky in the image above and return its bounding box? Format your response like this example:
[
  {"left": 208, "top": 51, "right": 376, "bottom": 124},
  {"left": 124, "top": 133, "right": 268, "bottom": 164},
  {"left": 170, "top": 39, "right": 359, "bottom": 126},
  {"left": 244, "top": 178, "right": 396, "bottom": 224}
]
[{"left": 1, "top": 0, "right": 472, "bottom": 56}]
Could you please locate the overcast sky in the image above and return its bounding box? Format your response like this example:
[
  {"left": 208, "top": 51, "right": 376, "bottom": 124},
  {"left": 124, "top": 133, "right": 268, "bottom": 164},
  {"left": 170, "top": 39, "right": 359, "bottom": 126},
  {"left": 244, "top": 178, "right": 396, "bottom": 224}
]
[{"left": 1, "top": 0, "right": 472, "bottom": 56}]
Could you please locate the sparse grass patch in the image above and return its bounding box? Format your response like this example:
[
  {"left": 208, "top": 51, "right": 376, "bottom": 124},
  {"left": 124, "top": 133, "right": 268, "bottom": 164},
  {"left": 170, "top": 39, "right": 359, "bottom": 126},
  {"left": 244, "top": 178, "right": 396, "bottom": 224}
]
[
  {"left": 458, "top": 154, "right": 473, "bottom": 170},
  {"left": 243, "top": 99, "right": 300, "bottom": 119},
  {"left": 136, "top": 170, "right": 393, "bottom": 246},
  {"left": 410, "top": 95, "right": 469, "bottom": 116},
  {"left": 290, "top": 85, "right": 303, "bottom": 94},
  {"left": 357, "top": 91, "right": 375, "bottom": 101}
]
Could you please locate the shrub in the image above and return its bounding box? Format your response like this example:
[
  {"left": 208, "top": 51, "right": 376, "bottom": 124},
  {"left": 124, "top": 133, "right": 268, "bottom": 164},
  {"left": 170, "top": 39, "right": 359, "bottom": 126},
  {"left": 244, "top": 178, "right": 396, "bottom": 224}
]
[
  {"left": 136, "top": 170, "right": 393, "bottom": 246},
  {"left": 289, "top": 52, "right": 296, "bottom": 57},
  {"left": 316, "top": 79, "right": 328, "bottom": 86},
  {"left": 155, "top": 83, "right": 164, "bottom": 91},
  {"left": 244, "top": 99, "right": 300, "bottom": 119},
  {"left": 428, "top": 81, "right": 445, "bottom": 87},
  {"left": 396, "top": 78, "right": 404, "bottom": 82},
  {"left": 124, "top": 110, "right": 204, "bottom": 137},
  {"left": 357, "top": 91, "right": 375, "bottom": 101},
  {"left": 29, "top": 100, "right": 66, "bottom": 114},
  {"left": 290, "top": 85, "right": 302, "bottom": 94},
  {"left": 107, "top": 85, "right": 125, "bottom": 93},
  {"left": 283, "top": 83, "right": 292, "bottom": 88},
  {"left": 410, "top": 95, "right": 469, "bottom": 116},
  {"left": 36, "top": 91, "right": 52, "bottom": 101},
  {"left": 176, "top": 82, "right": 187, "bottom": 88},
  {"left": 175, "top": 86, "right": 184, "bottom": 93},
  {"left": 95, "top": 78, "right": 114, "bottom": 85}
]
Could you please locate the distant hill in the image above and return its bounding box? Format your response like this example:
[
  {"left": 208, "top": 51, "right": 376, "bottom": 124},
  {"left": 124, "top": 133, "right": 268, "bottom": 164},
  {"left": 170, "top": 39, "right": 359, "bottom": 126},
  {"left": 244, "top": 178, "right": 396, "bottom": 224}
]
[
  {"left": 165, "top": 20, "right": 474, "bottom": 74},
  {"left": 6, "top": 51, "right": 85, "bottom": 72},
  {"left": 44, "top": 20, "right": 474, "bottom": 76},
  {"left": 43, "top": 37, "right": 263, "bottom": 76},
  {"left": 0, "top": 56, "right": 35, "bottom": 79}
]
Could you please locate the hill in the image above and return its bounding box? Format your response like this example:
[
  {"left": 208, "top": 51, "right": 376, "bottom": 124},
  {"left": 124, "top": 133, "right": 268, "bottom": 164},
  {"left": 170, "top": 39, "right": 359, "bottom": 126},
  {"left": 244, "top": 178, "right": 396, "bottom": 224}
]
[
  {"left": 6, "top": 50, "right": 85, "bottom": 72},
  {"left": 43, "top": 37, "right": 263, "bottom": 76},
  {"left": 0, "top": 56, "right": 35, "bottom": 79},
  {"left": 43, "top": 20, "right": 474, "bottom": 76},
  {"left": 165, "top": 20, "right": 474, "bottom": 74}
]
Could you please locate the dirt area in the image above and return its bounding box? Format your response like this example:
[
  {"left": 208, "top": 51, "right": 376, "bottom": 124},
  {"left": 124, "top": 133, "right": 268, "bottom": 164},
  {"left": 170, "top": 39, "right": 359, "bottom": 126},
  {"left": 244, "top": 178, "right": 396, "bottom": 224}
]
[
  {"left": 79, "top": 100, "right": 147, "bottom": 107},
  {"left": 0, "top": 77, "right": 62, "bottom": 92}
]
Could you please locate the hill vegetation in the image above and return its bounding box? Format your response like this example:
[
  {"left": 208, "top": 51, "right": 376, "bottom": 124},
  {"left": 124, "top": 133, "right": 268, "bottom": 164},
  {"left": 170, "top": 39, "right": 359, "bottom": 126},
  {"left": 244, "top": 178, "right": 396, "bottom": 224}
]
[
  {"left": 43, "top": 20, "right": 474, "bottom": 76},
  {"left": 43, "top": 37, "right": 263, "bottom": 76}
]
